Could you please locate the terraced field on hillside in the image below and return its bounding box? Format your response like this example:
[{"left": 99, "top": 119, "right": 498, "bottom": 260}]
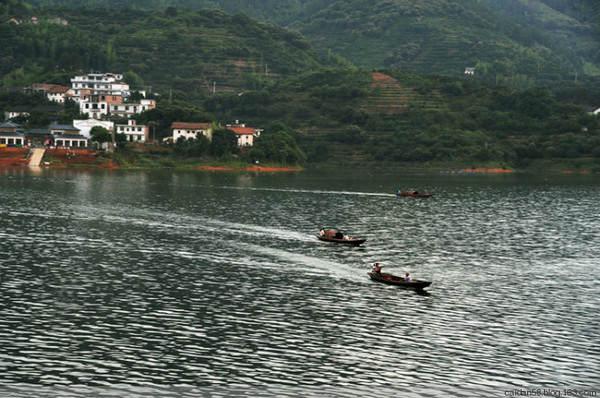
[{"left": 362, "top": 72, "right": 441, "bottom": 114}]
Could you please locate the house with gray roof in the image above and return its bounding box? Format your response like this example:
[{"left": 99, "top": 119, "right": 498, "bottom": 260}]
[
  {"left": 49, "top": 124, "right": 88, "bottom": 148},
  {"left": 25, "top": 128, "right": 53, "bottom": 147},
  {"left": 0, "top": 122, "right": 25, "bottom": 146}
]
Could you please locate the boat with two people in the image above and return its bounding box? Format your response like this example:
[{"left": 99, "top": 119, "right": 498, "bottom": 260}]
[
  {"left": 396, "top": 189, "right": 434, "bottom": 198},
  {"left": 368, "top": 266, "right": 432, "bottom": 290},
  {"left": 316, "top": 228, "right": 366, "bottom": 246}
]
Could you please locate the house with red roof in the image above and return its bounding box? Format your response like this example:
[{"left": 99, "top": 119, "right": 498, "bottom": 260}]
[
  {"left": 225, "top": 123, "right": 263, "bottom": 147},
  {"left": 47, "top": 86, "right": 74, "bottom": 104}
]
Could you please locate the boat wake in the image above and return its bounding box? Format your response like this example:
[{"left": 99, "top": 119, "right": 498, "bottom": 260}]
[
  {"left": 218, "top": 185, "right": 392, "bottom": 197},
  {"left": 236, "top": 242, "right": 366, "bottom": 282}
]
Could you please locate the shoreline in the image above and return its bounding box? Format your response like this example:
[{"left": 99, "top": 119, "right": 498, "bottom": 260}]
[
  {"left": 1, "top": 148, "right": 597, "bottom": 174},
  {"left": 196, "top": 165, "right": 303, "bottom": 172}
]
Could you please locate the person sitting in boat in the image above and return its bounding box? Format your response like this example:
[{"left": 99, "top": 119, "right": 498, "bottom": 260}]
[
  {"left": 372, "top": 263, "right": 382, "bottom": 276},
  {"left": 405, "top": 272, "right": 412, "bottom": 281},
  {"left": 319, "top": 227, "right": 326, "bottom": 236}
]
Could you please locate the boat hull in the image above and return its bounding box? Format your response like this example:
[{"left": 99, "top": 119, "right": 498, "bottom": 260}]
[
  {"left": 396, "top": 191, "right": 434, "bottom": 198},
  {"left": 316, "top": 235, "right": 366, "bottom": 246},
  {"left": 368, "top": 272, "right": 432, "bottom": 290}
]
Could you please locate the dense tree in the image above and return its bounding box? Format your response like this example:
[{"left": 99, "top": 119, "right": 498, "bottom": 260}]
[
  {"left": 90, "top": 126, "right": 112, "bottom": 144},
  {"left": 209, "top": 129, "right": 239, "bottom": 157},
  {"left": 254, "top": 129, "right": 306, "bottom": 165}
]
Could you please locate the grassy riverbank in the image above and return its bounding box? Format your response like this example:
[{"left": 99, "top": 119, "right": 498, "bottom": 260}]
[
  {"left": 2, "top": 147, "right": 599, "bottom": 174},
  {"left": 0, "top": 147, "right": 303, "bottom": 171}
]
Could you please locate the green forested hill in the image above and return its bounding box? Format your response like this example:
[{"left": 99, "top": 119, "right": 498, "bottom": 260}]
[
  {"left": 295, "top": 0, "right": 600, "bottom": 90},
  {"left": 14, "top": 0, "right": 600, "bottom": 91},
  {"left": 200, "top": 68, "right": 599, "bottom": 170},
  {"left": 2, "top": 0, "right": 599, "bottom": 170},
  {"left": 479, "top": 0, "right": 600, "bottom": 75},
  {"left": 0, "top": 5, "right": 330, "bottom": 95}
]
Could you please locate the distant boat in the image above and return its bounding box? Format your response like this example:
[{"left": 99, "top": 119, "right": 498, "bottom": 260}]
[
  {"left": 396, "top": 190, "right": 434, "bottom": 198},
  {"left": 367, "top": 271, "right": 432, "bottom": 290},
  {"left": 316, "top": 230, "right": 366, "bottom": 246}
]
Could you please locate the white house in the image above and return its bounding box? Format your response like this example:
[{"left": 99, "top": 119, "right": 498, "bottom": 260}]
[
  {"left": 4, "top": 106, "right": 30, "bottom": 121},
  {"left": 464, "top": 67, "right": 475, "bottom": 75},
  {"left": 73, "top": 119, "right": 114, "bottom": 138},
  {"left": 115, "top": 119, "right": 148, "bottom": 142},
  {"left": 171, "top": 122, "right": 213, "bottom": 141},
  {"left": 226, "top": 123, "right": 262, "bottom": 147},
  {"left": 111, "top": 99, "right": 156, "bottom": 118}
]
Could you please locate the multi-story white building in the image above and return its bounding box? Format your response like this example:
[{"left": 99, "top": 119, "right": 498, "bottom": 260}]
[
  {"left": 111, "top": 99, "right": 156, "bottom": 118},
  {"left": 115, "top": 120, "right": 148, "bottom": 143},
  {"left": 79, "top": 97, "right": 112, "bottom": 119},
  {"left": 70, "top": 73, "right": 129, "bottom": 102}
]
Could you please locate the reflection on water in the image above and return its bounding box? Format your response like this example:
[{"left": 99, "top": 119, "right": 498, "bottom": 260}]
[{"left": 1, "top": 168, "right": 599, "bottom": 397}]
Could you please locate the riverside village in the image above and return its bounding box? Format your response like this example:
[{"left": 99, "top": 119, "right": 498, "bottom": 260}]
[{"left": 0, "top": 72, "right": 262, "bottom": 167}]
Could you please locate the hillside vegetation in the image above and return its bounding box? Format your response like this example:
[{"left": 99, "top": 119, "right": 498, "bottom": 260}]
[
  {"left": 1, "top": 1, "right": 599, "bottom": 171},
  {"left": 295, "top": 0, "right": 600, "bottom": 90},
  {"left": 13, "top": 0, "right": 600, "bottom": 91},
  {"left": 201, "top": 68, "right": 600, "bottom": 170},
  {"left": 0, "top": 4, "right": 332, "bottom": 95}
]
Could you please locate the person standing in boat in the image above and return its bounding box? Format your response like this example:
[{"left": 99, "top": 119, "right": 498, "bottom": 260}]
[
  {"left": 405, "top": 272, "right": 412, "bottom": 281},
  {"left": 372, "top": 263, "right": 382, "bottom": 276}
]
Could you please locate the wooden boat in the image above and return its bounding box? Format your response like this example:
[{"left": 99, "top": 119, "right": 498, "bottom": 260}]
[
  {"left": 316, "top": 230, "right": 366, "bottom": 246},
  {"left": 396, "top": 190, "right": 434, "bottom": 198},
  {"left": 367, "top": 271, "right": 432, "bottom": 290}
]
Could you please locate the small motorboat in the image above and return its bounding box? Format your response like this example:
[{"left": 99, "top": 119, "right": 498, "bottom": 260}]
[
  {"left": 316, "top": 230, "right": 366, "bottom": 246},
  {"left": 396, "top": 190, "right": 434, "bottom": 198},
  {"left": 367, "top": 271, "right": 432, "bottom": 290}
]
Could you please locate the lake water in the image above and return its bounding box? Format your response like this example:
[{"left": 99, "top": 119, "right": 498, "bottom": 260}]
[{"left": 1, "top": 168, "right": 599, "bottom": 397}]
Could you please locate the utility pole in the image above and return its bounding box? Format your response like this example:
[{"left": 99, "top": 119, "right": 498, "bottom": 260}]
[{"left": 213, "top": 81, "right": 216, "bottom": 94}]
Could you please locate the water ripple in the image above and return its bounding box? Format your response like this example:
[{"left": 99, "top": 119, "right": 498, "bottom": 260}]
[{"left": 1, "top": 169, "right": 599, "bottom": 396}]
